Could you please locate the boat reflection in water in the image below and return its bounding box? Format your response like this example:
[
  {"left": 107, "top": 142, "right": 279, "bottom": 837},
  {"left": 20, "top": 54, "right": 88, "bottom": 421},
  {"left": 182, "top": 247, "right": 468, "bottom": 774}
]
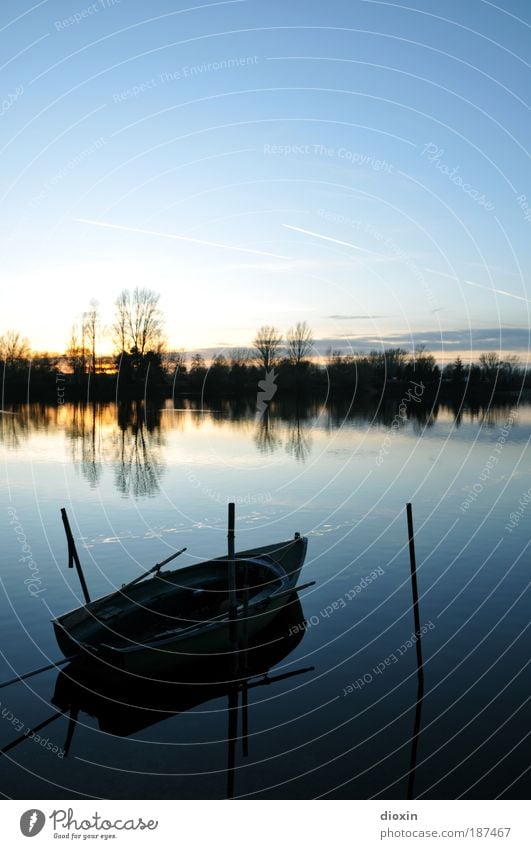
[{"left": 51, "top": 596, "right": 312, "bottom": 798}]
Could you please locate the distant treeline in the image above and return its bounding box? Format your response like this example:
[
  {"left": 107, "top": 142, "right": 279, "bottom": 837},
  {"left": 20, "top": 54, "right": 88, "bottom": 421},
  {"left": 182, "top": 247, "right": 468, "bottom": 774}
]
[
  {"left": 1, "top": 345, "right": 528, "bottom": 406},
  {"left": 1, "top": 292, "right": 529, "bottom": 405}
]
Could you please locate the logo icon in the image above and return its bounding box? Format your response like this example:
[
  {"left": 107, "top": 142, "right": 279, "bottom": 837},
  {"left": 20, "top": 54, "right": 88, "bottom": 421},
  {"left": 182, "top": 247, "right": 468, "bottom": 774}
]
[
  {"left": 20, "top": 810, "right": 45, "bottom": 837},
  {"left": 256, "top": 369, "right": 278, "bottom": 418}
]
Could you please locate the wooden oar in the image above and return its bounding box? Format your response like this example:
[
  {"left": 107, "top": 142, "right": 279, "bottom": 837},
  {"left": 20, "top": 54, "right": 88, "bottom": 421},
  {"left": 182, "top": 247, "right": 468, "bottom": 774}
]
[
  {"left": 0, "top": 655, "right": 77, "bottom": 691},
  {"left": 120, "top": 547, "right": 187, "bottom": 593}
]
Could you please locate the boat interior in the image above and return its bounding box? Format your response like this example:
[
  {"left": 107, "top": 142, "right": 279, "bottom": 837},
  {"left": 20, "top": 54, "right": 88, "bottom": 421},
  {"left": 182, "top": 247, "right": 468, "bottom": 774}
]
[{"left": 60, "top": 558, "right": 285, "bottom": 648}]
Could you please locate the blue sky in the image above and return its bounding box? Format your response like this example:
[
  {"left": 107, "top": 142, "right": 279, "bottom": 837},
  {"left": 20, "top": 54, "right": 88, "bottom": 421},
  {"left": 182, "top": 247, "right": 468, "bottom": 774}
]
[{"left": 1, "top": 0, "right": 530, "bottom": 361}]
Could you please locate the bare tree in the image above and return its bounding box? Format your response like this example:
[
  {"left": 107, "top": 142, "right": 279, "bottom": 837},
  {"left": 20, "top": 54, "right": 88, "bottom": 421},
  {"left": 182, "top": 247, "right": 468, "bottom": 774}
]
[
  {"left": 286, "top": 321, "right": 314, "bottom": 366},
  {"left": 113, "top": 290, "right": 129, "bottom": 354},
  {"left": 129, "top": 287, "right": 164, "bottom": 355},
  {"left": 228, "top": 348, "right": 251, "bottom": 367},
  {"left": 253, "top": 325, "right": 283, "bottom": 369},
  {"left": 66, "top": 323, "right": 85, "bottom": 376},
  {"left": 83, "top": 299, "right": 100, "bottom": 381},
  {"left": 479, "top": 351, "right": 501, "bottom": 382},
  {"left": 0, "top": 330, "right": 30, "bottom": 366},
  {"left": 113, "top": 288, "right": 165, "bottom": 356},
  {"left": 169, "top": 349, "right": 186, "bottom": 373}
]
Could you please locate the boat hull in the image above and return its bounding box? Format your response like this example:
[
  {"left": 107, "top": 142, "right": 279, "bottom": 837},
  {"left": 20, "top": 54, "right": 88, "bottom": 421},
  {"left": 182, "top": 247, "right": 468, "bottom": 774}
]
[{"left": 52, "top": 535, "right": 308, "bottom": 676}]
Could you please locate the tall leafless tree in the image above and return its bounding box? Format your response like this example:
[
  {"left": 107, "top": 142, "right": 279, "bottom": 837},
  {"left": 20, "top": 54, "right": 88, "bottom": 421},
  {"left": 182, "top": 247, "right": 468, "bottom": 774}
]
[
  {"left": 66, "top": 323, "right": 85, "bottom": 377},
  {"left": 286, "top": 321, "right": 314, "bottom": 366},
  {"left": 0, "top": 330, "right": 30, "bottom": 366},
  {"left": 113, "top": 290, "right": 129, "bottom": 354},
  {"left": 83, "top": 299, "right": 100, "bottom": 382},
  {"left": 253, "top": 325, "right": 283, "bottom": 369},
  {"left": 113, "top": 288, "right": 165, "bottom": 355}
]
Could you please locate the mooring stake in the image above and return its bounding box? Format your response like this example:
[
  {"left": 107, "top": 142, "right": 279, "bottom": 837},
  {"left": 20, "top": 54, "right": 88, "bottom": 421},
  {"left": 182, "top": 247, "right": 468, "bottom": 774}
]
[{"left": 60, "top": 508, "right": 91, "bottom": 605}]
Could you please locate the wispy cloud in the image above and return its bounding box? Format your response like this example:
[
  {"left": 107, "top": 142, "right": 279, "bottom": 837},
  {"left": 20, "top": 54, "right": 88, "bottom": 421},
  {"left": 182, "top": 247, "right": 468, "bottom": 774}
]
[{"left": 314, "top": 327, "right": 530, "bottom": 353}]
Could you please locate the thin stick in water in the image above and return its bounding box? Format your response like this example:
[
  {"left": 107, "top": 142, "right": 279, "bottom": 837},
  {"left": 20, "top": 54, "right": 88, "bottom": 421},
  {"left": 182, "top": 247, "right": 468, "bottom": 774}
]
[
  {"left": 406, "top": 502, "right": 424, "bottom": 684},
  {"left": 60, "top": 508, "right": 91, "bottom": 605}
]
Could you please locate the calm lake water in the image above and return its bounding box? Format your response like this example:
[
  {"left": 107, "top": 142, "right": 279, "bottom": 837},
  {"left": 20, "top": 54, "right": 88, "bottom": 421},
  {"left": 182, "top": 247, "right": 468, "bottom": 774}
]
[{"left": 1, "top": 397, "right": 529, "bottom": 799}]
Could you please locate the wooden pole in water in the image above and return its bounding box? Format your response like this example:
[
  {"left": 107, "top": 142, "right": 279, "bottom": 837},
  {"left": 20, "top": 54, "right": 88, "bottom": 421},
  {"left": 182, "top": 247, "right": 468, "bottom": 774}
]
[
  {"left": 60, "top": 508, "right": 91, "bottom": 605},
  {"left": 406, "top": 502, "right": 425, "bottom": 797},
  {"left": 227, "top": 502, "right": 236, "bottom": 609},
  {"left": 406, "top": 502, "right": 424, "bottom": 687},
  {"left": 227, "top": 502, "right": 237, "bottom": 670}
]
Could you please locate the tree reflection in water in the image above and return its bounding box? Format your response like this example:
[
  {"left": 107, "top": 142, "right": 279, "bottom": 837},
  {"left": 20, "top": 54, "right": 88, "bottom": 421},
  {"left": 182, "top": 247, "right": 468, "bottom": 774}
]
[
  {"left": 1, "top": 398, "right": 528, "bottom": 499},
  {"left": 64, "top": 401, "right": 166, "bottom": 496},
  {"left": 114, "top": 401, "right": 165, "bottom": 497},
  {"left": 254, "top": 408, "right": 282, "bottom": 455}
]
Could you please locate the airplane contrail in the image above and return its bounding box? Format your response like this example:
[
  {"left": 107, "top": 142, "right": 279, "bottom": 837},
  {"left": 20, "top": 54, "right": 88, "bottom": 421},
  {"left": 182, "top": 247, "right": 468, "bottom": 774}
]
[
  {"left": 75, "top": 218, "right": 290, "bottom": 260},
  {"left": 282, "top": 223, "right": 374, "bottom": 254},
  {"left": 285, "top": 225, "right": 531, "bottom": 305},
  {"left": 463, "top": 279, "right": 531, "bottom": 304}
]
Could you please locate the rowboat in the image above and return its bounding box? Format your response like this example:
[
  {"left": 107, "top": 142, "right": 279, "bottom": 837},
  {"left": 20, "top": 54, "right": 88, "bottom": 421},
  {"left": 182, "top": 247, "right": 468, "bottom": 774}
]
[
  {"left": 48, "top": 598, "right": 313, "bottom": 796},
  {"left": 52, "top": 533, "right": 309, "bottom": 675},
  {"left": 51, "top": 597, "right": 309, "bottom": 736}
]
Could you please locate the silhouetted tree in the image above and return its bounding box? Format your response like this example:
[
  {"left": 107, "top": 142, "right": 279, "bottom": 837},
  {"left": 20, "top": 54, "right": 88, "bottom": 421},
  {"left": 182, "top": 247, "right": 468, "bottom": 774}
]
[
  {"left": 83, "top": 299, "right": 100, "bottom": 385},
  {"left": 479, "top": 352, "right": 501, "bottom": 383},
  {"left": 66, "top": 323, "right": 86, "bottom": 379},
  {"left": 189, "top": 353, "right": 207, "bottom": 392},
  {"left": 286, "top": 321, "right": 313, "bottom": 366},
  {"left": 229, "top": 348, "right": 251, "bottom": 367},
  {"left": 112, "top": 288, "right": 167, "bottom": 395},
  {"left": 406, "top": 345, "right": 439, "bottom": 382},
  {"left": 0, "top": 330, "right": 30, "bottom": 367},
  {"left": 452, "top": 356, "right": 465, "bottom": 384},
  {"left": 253, "top": 325, "right": 283, "bottom": 368},
  {"left": 113, "top": 287, "right": 165, "bottom": 356}
]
